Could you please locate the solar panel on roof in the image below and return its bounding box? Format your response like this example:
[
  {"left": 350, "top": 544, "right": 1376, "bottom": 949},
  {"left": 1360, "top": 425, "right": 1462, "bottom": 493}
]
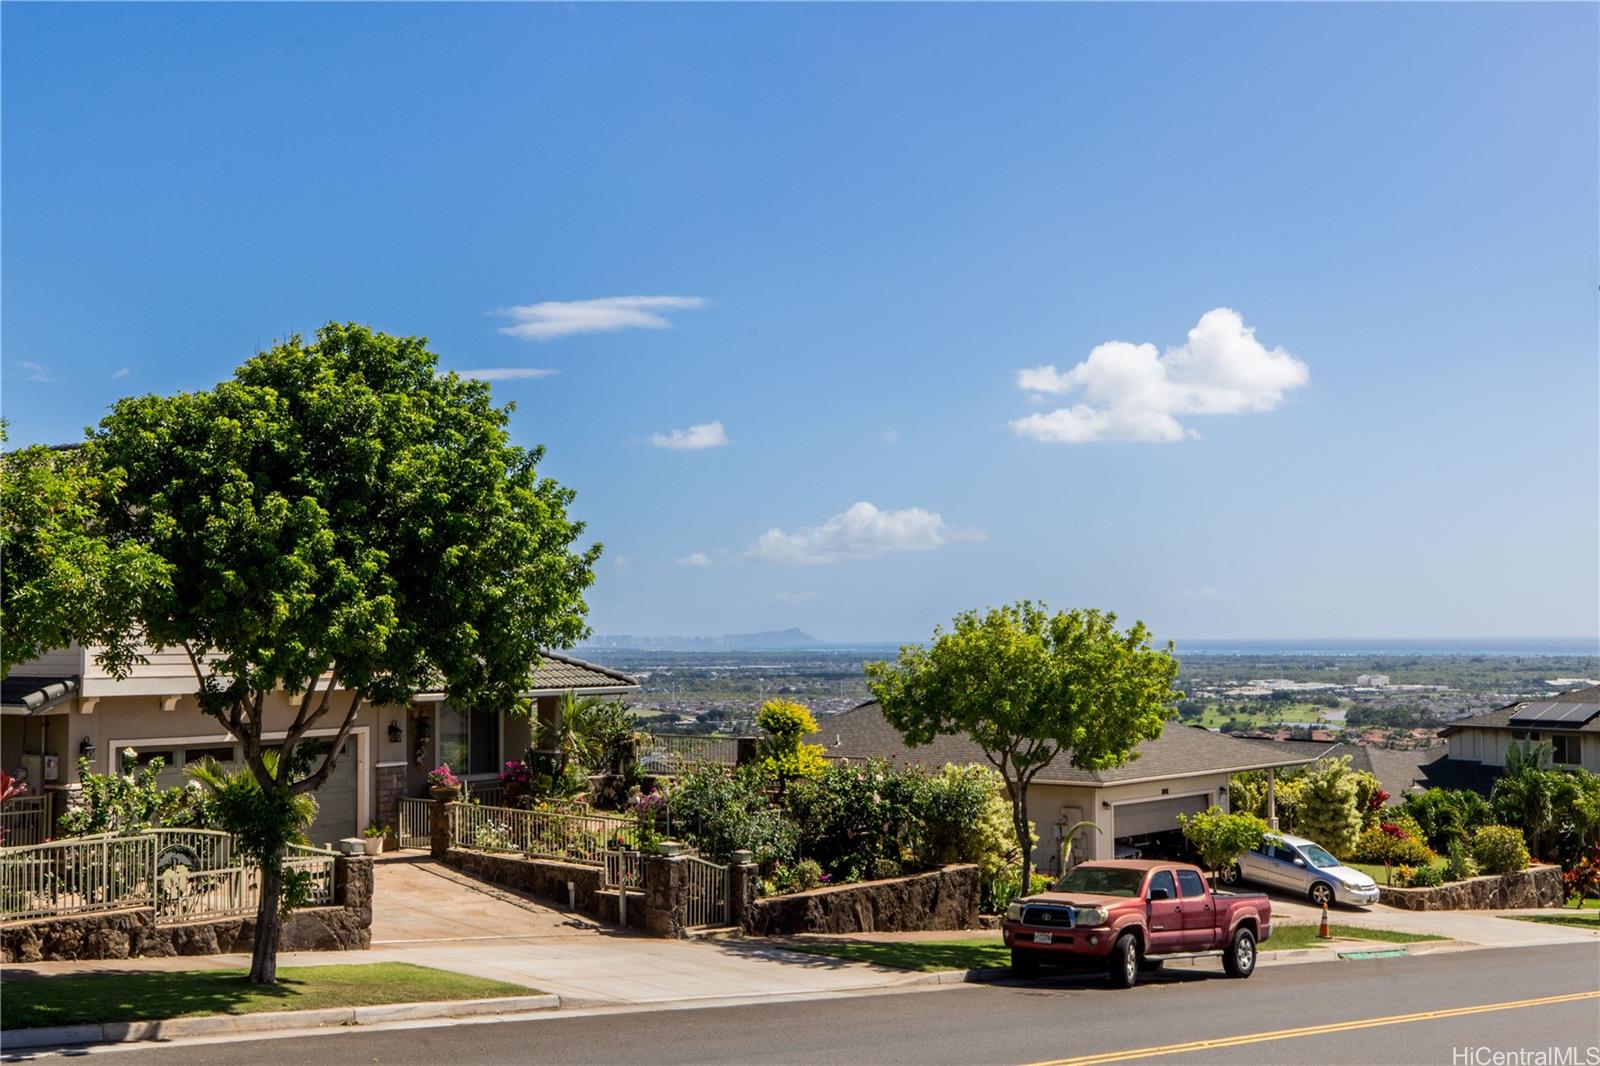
[{"left": 1508, "top": 701, "right": 1600, "bottom": 727}]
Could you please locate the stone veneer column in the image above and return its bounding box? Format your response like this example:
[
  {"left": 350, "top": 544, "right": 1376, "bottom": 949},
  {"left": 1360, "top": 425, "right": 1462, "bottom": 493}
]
[
  {"left": 728, "top": 849, "right": 758, "bottom": 931},
  {"left": 643, "top": 844, "right": 689, "bottom": 938},
  {"left": 429, "top": 798, "right": 455, "bottom": 859},
  {"left": 375, "top": 765, "right": 406, "bottom": 837}
]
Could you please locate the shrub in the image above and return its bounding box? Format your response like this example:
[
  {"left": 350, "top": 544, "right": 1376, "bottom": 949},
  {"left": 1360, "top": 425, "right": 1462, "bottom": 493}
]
[
  {"left": 1403, "top": 788, "right": 1491, "bottom": 853},
  {"left": 667, "top": 765, "right": 798, "bottom": 869},
  {"left": 910, "top": 763, "right": 1024, "bottom": 880},
  {"left": 1351, "top": 826, "right": 1436, "bottom": 868},
  {"left": 1561, "top": 847, "right": 1600, "bottom": 901},
  {"left": 1296, "top": 757, "right": 1364, "bottom": 858},
  {"left": 1396, "top": 863, "right": 1444, "bottom": 888},
  {"left": 1472, "top": 824, "right": 1530, "bottom": 875},
  {"left": 769, "top": 858, "right": 825, "bottom": 895},
  {"left": 59, "top": 750, "right": 212, "bottom": 835},
  {"left": 1176, "top": 807, "right": 1268, "bottom": 883},
  {"left": 1445, "top": 840, "right": 1479, "bottom": 882},
  {"left": 755, "top": 699, "right": 827, "bottom": 787},
  {"left": 781, "top": 759, "right": 919, "bottom": 883},
  {"left": 1348, "top": 770, "right": 1387, "bottom": 828}
]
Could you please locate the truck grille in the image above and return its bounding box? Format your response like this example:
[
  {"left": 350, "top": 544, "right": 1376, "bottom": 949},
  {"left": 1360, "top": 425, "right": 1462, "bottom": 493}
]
[{"left": 1021, "top": 905, "right": 1076, "bottom": 927}]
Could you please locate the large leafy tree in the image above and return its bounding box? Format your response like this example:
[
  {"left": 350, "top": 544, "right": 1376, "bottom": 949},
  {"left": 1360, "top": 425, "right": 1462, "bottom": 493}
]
[
  {"left": 866, "top": 602, "right": 1180, "bottom": 885},
  {"left": 0, "top": 424, "right": 168, "bottom": 677},
  {"left": 91, "top": 323, "right": 599, "bottom": 982}
]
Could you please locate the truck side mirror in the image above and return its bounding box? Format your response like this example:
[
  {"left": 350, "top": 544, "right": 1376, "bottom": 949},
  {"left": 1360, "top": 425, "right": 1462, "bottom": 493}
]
[{"left": 1148, "top": 887, "right": 1171, "bottom": 901}]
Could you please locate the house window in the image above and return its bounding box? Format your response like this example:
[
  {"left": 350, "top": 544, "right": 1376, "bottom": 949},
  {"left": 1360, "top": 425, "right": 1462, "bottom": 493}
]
[
  {"left": 1549, "top": 734, "right": 1580, "bottom": 766},
  {"left": 437, "top": 705, "right": 500, "bottom": 776}
]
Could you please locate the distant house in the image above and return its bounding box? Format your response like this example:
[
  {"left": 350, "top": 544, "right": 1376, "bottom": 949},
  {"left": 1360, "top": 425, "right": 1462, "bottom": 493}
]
[
  {"left": 1242, "top": 738, "right": 1449, "bottom": 804},
  {"left": 807, "top": 702, "right": 1315, "bottom": 874},
  {"left": 1, "top": 645, "right": 637, "bottom": 846},
  {"left": 1435, "top": 685, "right": 1600, "bottom": 779}
]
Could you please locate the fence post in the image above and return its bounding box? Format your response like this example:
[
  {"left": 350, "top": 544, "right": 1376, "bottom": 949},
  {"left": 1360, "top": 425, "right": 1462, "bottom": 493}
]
[
  {"left": 430, "top": 799, "right": 455, "bottom": 859},
  {"left": 735, "top": 737, "right": 759, "bottom": 767},
  {"left": 728, "top": 849, "right": 758, "bottom": 932},
  {"left": 644, "top": 842, "right": 688, "bottom": 938}
]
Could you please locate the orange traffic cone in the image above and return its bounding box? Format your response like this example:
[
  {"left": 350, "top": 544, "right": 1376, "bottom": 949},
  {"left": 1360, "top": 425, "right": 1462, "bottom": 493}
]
[{"left": 1317, "top": 902, "right": 1331, "bottom": 939}]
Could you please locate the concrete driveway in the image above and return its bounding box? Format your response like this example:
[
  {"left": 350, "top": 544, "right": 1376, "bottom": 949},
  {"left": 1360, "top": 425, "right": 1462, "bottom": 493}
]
[{"left": 371, "top": 853, "right": 600, "bottom": 944}]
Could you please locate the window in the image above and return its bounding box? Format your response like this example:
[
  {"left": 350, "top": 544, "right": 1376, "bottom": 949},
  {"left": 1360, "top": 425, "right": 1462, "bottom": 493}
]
[
  {"left": 1271, "top": 845, "right": 1300, "bottom": 864},
  {"left": 127, "top": 749, "right": 175, "bottom": 769},
  {"left": 437, "top": 705, "right": 500, "bottom": 776},
  {"left": 1177, "top": 870, "right": 1207, "bottom": 898},
  {"left": 1549, "top": 734, "right": 1580, "bottom": 766},
  {"left": 1148, "top": 870, "right": 1177, "bottom": 899},
  {"left": 1053, "top": 866, "right": 1143, "bottom": 897},
  {"left": 182, "top": 746, "right": 236, "bottom": 766}
]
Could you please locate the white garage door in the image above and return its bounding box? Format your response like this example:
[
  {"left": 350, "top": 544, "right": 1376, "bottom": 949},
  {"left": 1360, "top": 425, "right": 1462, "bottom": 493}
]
[
  {"left": 300, "top": 738, "right": 359, "bottom": 848},
  {"left": 1114, "top": 794, "right": 1209, "bottom": 838}
]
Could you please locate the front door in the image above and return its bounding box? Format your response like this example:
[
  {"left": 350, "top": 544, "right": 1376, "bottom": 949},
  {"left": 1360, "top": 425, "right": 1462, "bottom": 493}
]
[{"left": 1145, "top": 869, "right": 1184, "bottom": 952}]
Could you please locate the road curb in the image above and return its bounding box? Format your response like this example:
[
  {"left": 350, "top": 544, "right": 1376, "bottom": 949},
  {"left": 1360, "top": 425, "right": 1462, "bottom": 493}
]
[{"left": 0, "top": 993, "right": 560, "bottom": 1051}]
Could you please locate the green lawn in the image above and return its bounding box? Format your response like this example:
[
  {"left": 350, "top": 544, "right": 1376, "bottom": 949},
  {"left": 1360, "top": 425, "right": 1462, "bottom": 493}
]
[
  {"left": 1266, "top": 924, "right": 1444, "bottom": 951},
  {"left": 1507, "top": 912, "right": 1600, "bottom": 930},
  {"left": 1565, "top": 897, "right": 1600, "bottom": 909},
  {"left": 781, "top": 938, "right": 1010, "bottom": 972},
  {"left": 0, "top": 963, "right": 535, "bottom": 1031},
  {"left": 1347, "top": 858, "right": 1449, "bottom": 886}
]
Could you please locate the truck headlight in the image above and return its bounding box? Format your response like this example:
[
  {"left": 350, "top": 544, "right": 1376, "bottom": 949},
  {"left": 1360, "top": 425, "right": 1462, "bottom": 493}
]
[
  {"left": 1006, "top": 902, "right": 1024, "bottom": 921},
  {"left": 1075, "top": 907, "right": 1108, "bottom": 927}
]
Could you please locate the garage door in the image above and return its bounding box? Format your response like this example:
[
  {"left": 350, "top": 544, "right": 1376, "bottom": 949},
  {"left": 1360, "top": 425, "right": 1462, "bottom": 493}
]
[
  {"left": 1113, "top": 794, "right": 1208, "bottom": 838},
  {"left": 299, "top": 738, "right": 359, "bottom": 848}
]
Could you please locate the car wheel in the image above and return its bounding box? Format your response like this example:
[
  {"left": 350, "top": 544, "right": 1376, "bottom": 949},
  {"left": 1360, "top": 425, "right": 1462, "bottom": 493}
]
[
  {"left": 1218, "top": 863, "right": 1241, "bottom": 886},
  {"left": 1010, "top": 949, "right": 1040, "bottom": 978},
  {"left": 1107, "top": 933, "right": 1140, "bottom": 989},
  {"left": 1309, "top": 881, "right": 1334, "bottom": 908},
  {"left": 1223, "top": 927, "right": 1257, "bottom": 978}
]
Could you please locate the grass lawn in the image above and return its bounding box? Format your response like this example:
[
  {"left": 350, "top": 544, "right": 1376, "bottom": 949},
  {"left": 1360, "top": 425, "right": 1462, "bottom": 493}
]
[
  {"left": 1265, "top": 924, "right": 1445, "bottom": 951},
  {"left": 781, "top": 938, "right": 1010, "bottom": 972},
  {"left": 0, "top": 963, "right": 534, "bottom": 1031},
  {"left": 1565, "top": 897, "right": 1600, "bottom": 909},
  {"left": 1507, "top": 912, "right": 1600, "bottom": 930},
  {"left": 1347, "top": 858, "right": 1449, "bottom": 886}
]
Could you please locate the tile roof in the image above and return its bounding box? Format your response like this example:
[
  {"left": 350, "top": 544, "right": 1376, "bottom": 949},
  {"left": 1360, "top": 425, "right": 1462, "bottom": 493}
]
[
  {"left": 523, "top": 651, "right": 639, "bottom": 694},
  {"left": 0, "top": 675, "right": 78, "bottom": 714},
  {"left": 807, "top": 701, "right": 1318, "bottom": 785},
  {"left": 1441, "top": 685, "right": 1600, "bottom": 735}
]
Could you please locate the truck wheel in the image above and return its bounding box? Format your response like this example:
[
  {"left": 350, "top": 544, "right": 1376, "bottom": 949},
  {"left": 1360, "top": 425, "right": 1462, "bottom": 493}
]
[
  {"left": 1309, "top": 882, "right": 1334, "bottom": 908},
  {"left": 1107, "top": 933, "right": 1140, "bottom": 989},
  {"left": 1010, "top": 949, "right": 1040, "bottom": 978},
  {"left": 1223, "top": 927, "right": 1257, "bottom": 978}
]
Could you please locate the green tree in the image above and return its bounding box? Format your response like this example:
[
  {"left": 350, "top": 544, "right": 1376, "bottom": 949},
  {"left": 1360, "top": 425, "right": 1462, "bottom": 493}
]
[
  {"left": 866, "top": 602, "right": 1179, "bottom": 885},
  {"left": 754, "top": 698, "right": 826, "bottom": 790},
  {"left": 90, "top": 324, "right": 599, "bottom": 983},
  {"left": 0, "top": 425, "right": 169, "bottom": 677},
  {"left": 1296, "top": 756, "right": 1364, "bottom": 858},
  {"left": 1177, "top": 806, "right": 1269, "bottom": 886},
  {"left": 1491, "top": 741, "right": 1562, "bottom": 858}
]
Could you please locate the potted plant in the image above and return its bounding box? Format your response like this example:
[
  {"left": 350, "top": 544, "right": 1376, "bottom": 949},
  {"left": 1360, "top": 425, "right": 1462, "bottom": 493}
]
[
  {"left": 500, "top": 758, "right": 533, "bottom": 802},
  {"left": 427, "top": 764, "right": 462, "bottom": 801},
  {"left": 362, "top": 823, "right": 390, "bottom": 855}
]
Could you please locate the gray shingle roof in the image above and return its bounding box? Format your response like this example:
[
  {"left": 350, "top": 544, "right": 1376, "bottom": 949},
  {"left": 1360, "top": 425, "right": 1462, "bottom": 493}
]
[
  {"left": 808, "top": 702, "right": 1317, "bottom": 785},
  {"left": 1441, "top": 685, "right": 1600, "bottom": 736}
]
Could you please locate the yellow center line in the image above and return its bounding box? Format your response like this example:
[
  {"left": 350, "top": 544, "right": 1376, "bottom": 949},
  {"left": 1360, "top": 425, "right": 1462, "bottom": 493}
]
[{"left": 1022, "top": 990, "right": 1600, "bottom": 1066}]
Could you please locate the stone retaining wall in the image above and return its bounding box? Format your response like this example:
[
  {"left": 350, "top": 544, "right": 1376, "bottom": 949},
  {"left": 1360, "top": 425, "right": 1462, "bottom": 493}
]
[
  {"left": 741, "top": 864, "right": 980, "bottom": 936},
  {"left": 1376, "top": 863, "right": 1565, "bottom": 910},
  {"left": 443, "top": 847, "right": 607, "bottom": 912},
  {"left": 1, "top": 856, "right": 373, "bottom": 963}
]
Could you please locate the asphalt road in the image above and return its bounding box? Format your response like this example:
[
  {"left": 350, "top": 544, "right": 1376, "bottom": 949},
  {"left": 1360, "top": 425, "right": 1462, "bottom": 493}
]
[{"left": 30, "top": 944, "right": 1600, "bottom": 1066}]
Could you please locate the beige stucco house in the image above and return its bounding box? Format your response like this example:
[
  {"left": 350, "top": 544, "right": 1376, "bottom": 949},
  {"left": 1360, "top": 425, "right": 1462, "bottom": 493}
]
[
  {"left": 1, "top": 644, "right": 637, "bottom": 847},
  {"left": 808, "top": 701, "right": 1316, "bottom": 875}
]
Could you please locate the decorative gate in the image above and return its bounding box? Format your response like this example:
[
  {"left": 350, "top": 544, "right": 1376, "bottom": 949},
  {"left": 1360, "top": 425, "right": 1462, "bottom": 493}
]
[
  {"left": 602, "top": 848, "right": 643, "bottom": 890},
  {"left": 398, "top": 797, "right": 431, "bottom": 850},
  {"left": 683, "top": 855, "right": 730, "bottom": 928}
]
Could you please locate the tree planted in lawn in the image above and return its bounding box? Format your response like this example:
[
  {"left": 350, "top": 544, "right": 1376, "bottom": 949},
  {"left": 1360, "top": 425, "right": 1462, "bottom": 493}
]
[
  {"left": 1177, "top": 806, "right": 1268, "bottom": 887},
  {"left": 866, "top": 603, "right": 1179, "bottom": 885},
  {"left": 90, "top": 323, "right": 599, "bottom": 983}
]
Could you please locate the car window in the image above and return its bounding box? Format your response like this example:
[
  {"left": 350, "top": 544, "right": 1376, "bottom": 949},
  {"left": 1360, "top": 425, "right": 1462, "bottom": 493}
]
[
  {"left": 1176, "top": 870, "right": 1206, "bottom": 898},
  {"left": 1053, "top": 866, "right": 1145, "bottom": 897},
  {"left": 1272, "top": 845, "right": 1300, "bottom": 864},
  {"left": 1301, "top": 844, "right": 1340, "bottom": 869},
  {"left": 1148, "top": 871, "right": 1177, "bottom": 899}
]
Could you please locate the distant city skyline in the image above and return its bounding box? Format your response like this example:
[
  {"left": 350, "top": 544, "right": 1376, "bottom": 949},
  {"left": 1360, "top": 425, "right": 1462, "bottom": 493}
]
[{"left": 3, "top": 4, "right": 1596, "bottom": 642}]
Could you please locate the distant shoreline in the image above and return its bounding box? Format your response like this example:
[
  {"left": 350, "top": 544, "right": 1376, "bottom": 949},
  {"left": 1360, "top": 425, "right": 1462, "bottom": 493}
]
[{"left": 582, "top": 637, "right": 1600, "bottom": 657}]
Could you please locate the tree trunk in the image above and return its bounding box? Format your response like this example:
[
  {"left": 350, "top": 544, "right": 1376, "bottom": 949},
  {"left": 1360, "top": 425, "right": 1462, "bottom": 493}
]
[
  {"left": 1010, "top": 780, "right": 1032, "bottom": 889},
  {"left": 249, "top": 856, "right": 284, "bottom": 984}
]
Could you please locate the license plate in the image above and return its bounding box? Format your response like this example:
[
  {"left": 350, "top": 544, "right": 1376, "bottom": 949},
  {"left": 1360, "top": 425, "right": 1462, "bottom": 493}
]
[{"left": 1032, "top": 932, "right": 1052, "bottom": 945}]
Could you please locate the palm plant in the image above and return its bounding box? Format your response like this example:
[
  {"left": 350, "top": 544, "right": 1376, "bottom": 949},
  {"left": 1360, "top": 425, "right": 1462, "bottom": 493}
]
[
  {"left": 539, "top": 694, "right": 642, "bottom": 777},
  {"left": 186, "top": 753, "right": 318, "bottom": 848}
]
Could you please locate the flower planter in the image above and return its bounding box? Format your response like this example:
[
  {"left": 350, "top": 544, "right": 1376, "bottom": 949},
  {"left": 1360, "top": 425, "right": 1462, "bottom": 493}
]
[
  {"left": 429, "top": 786, "right": 461, "bottom": 802},
  {"left": 362, "top": 836, "right": 383, "bottom": 856}
]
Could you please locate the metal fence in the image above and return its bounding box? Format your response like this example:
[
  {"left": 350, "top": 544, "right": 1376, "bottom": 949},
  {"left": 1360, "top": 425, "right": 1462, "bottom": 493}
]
[
  {"left": 462, "top": 782, "right": 506, "bottom": 808},
  {"left": 398, "top": 797, "right": 431, "bottom": 850},
  {"left": 0, "top": 795, "right": 51, "bottom": 847},
  {"left": 450, "top": 802, "right": 638, "bottom": 865},
  {"left": 637, "top": 734, "right": 741, "bottom": 775},
  {"left": 602, "top": 848, "right": 644, "bottom": 889},
  {"left": 683, "top": 854, "right": 730, "bottom": 928},
  {"left": 0, "top": 829, "right": 337, "bottom": 924}
]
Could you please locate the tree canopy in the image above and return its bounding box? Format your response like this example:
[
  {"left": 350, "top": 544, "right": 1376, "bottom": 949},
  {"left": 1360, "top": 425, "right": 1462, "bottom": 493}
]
[
  {"left": 88, "top": 323, "right": 600, "bottom": 980},
  {"left": 866, "top": 602, "right": 1180, "bottom": 884}
]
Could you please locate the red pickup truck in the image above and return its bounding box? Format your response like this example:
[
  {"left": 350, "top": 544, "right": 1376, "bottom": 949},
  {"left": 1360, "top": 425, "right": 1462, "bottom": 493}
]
[{"left": 1001, "top": 859, "right": 1272, "bottom": 988}]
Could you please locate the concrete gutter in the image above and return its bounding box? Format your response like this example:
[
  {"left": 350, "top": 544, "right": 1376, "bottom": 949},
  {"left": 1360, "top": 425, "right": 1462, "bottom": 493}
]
[{"left": 0, "top": 993, "right": 560, "bottom": 1052}]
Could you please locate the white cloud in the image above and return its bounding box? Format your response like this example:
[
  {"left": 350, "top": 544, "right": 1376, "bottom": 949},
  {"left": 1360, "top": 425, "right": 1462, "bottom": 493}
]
[
  {"left": 777, "top": 591, "right": 819, "bottom": 603},
  {"left": 1177, "top": 585, "right": 1233, "bottom": 601},
  {"left": 676, "top": 552, "right": 711, "bottom": 567},
  {"left": 18, "top": 361, "right": 52, "bottom": 382},
  {"left": 748, "top": 501, "right": 985, "bottom": 565},
  {"left": 651, "top": 421, "right": 729, "bottom": 450},
  {"left": 495, "top": 296, "right": 706, "bottom": 341},
  {"left": 882, "top": 428, "right": 899, "bottom": 444},
  {"left": 455, "top": 367, "right": 558, "bottom": 381},
  {"left": 1010, "top": 309, "right": 1309, "bottom": 444},
  {"left": 111, "top": 367, "right": 131, "bottom": 380}
]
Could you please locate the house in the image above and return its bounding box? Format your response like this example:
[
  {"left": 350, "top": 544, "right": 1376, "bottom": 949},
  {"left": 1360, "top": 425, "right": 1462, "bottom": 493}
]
[
  {"left": 807, "top": 702, "right": 1317, "bottom": 875},
  {"left": 1426, "top": 684, "right": 1600, "bottom": 793},
  {"left": 1240, "top": 737, "right": 1449, "bottom": 803},
  {"left": 0, "top": 645, "right": 637, "bottom": 847}
]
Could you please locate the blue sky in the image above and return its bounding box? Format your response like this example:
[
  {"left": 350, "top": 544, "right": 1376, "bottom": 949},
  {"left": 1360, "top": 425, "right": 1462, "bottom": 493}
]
[{"left": 4, "top": 3, "right": 1596, "bottom": 644}]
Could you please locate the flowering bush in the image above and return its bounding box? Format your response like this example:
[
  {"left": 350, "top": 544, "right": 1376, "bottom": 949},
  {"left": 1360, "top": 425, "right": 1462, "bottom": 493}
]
[
  {"left": 426, "top": 765, "right": 461, "bottom": 790},
  {"left": 1351, "top": 824, "right": 1436, "bottom": 867},
  {"left": 781, "top": 758, "right": 920, "bottom": 882},
  {"left": 499, "top": 760, "right": 533, "bottom": 790},
  {"left": 1395, "top": 863, "right": 1444, "bottom": 888},
  {"left": 1561, "top": 847, "right": 1599, "bottom": 902},
  {"left": 1472, "top": 824, "right": 1530, "bottom": 875}
]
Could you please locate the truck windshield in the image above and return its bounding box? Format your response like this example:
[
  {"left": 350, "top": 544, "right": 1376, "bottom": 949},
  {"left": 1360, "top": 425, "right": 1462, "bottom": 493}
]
[
  {"left": 1053, "top": 867, "right": 1145, "bottom": 897},
  {"left": 1301, "top": 844, "right": 1340, "bottom": 868}
]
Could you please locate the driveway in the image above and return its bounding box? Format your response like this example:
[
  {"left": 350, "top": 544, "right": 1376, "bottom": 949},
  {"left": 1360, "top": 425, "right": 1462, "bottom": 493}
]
[{"left": 370, "top": 853, "right": 597, "bottom": 944}]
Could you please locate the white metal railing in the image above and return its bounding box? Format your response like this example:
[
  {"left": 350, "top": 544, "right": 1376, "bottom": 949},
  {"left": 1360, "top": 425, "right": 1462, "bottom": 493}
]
[
  {"left": 683, "top": 854, "right": 730, "bottom": 928},
  {"left": 0, "top": 795, "right": 51, "bottom": 847},
  {"left": 450, "top": 802, "right": 638, "bottom": 865},
  {"left": 398, "top": 797, "right": 431, "bottom": 850},
  {"left": 603, "top": 848, "right": 643, "bottom": 889},
  {"left": 637, "top": 734, "right": 740, "bottom": 775},
  {"left": 463, "top": 782, "right": 506, "bottom": 807},
  {"left": 1, "top": 830, "right": 338, "bottom": 924}
]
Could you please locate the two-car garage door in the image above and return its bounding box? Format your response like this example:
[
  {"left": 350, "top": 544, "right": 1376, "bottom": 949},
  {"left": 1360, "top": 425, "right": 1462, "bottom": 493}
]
[{"left": 1112, "top": 794, "right": 1209, "bottom": 840}]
